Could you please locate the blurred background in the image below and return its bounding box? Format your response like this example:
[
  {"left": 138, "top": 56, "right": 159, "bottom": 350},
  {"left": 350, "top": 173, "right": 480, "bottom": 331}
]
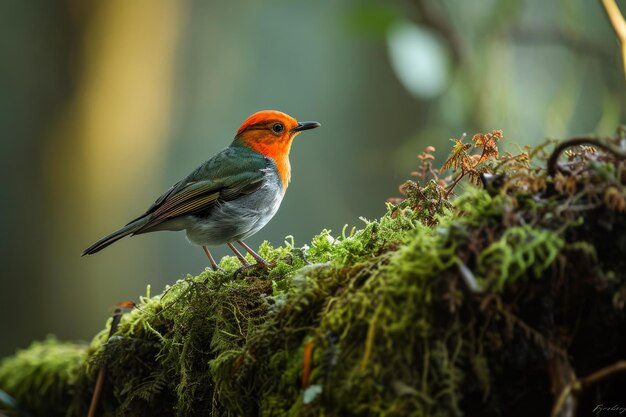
[{"left": 1, "top": 0, "right": 624, "bottom": 356}]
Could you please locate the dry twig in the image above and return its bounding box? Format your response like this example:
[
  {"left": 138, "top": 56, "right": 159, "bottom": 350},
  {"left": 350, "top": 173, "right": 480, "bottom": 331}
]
[
  {"left": 550, "top": 360, "right": 626, "bottom": 417},
  {"left": 87, "top": 302, "right": 135, "bottom": 417}
]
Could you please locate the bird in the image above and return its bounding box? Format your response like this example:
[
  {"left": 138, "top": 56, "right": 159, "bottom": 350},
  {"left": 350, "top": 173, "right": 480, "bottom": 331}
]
[{"left": 82, "top": 110, "right": 321, "bottom": 271}]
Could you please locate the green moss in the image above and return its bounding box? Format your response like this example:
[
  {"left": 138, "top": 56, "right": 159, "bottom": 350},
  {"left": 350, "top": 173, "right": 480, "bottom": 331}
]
[
  {"left": 0, "top": 337, "right": 87, "bottom": 417},
  {"left": 477, "top": 225, "right": 564, "bottom": 290},
  {"left": 1, "top": 140, "right": 625, "bottom": 417}
]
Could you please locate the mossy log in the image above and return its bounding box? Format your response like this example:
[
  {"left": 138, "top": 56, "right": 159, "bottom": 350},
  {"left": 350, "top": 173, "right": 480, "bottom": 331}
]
[{"left": 1, "top": 136, "right": 625, "bottom": 417}]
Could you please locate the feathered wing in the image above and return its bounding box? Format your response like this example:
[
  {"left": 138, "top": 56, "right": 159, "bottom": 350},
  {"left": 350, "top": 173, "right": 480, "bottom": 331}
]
[
  {"left": 136, "top": 170, "right": 265, "bottom": 232},
  {"left": 82, "top": 147, "right": 268, "bottom": 255}
]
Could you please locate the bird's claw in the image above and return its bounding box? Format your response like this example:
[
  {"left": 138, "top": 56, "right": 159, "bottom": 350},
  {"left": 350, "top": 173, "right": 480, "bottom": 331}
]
[{"left": 233, "top": 261, "right": 271, "bottom": 278}]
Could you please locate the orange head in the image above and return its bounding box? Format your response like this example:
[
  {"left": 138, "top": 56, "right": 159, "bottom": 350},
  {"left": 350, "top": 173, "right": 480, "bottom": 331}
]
[{"left": 232, "top": 110, "right": 320, "bottom": 189}]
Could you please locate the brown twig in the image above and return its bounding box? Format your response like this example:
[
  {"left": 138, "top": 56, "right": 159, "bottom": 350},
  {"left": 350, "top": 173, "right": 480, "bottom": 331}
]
[
  {"left": 550, "top": 360, "right": 626, "bottom": 417},
  {"left": 600, "top": 0, "right": 626, "bottom": 81},
  {"left": 87, "top": 302, "right": 135, "bottom": 417},
  {"left": 581, "top": 360, "right": 626, "bottom": 387},
  {"left": 548, "top": 356, "right": 578, "bottom": 417},
  {"left": 445, "top": 171, "right": 465, "bottom": 198}
]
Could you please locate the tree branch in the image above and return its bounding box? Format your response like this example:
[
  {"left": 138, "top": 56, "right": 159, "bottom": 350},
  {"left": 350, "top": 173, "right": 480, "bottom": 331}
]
[{"left": 600, "top": 0, "right": 626, "bottom": 81}]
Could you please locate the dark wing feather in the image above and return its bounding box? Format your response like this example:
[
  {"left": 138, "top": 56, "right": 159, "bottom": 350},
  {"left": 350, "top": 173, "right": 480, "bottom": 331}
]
[
  {"left": 134, "top": 149, "right": 268, "bottom": 232},
  {"left": 123, "top": 181, "right": 182, "bottom": 226},
  {"left": 150, "top": 181, "right": 221, "bottom": 218}
]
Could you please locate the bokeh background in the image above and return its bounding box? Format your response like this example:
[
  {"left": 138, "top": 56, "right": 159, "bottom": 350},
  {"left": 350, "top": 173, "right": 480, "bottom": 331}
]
[{"left": 1, "top": 0, "right": 624, "bottom": 357}]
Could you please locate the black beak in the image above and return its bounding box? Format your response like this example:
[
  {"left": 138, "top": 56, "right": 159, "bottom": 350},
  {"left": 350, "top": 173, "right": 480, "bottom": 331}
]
[{"left": 292, "top": 121, "right": 321, "bottom": 132}]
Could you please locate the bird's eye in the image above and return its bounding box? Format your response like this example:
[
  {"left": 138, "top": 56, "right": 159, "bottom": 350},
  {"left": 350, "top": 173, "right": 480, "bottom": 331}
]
[{"left": 272, "top": 123, "right": 284, "bottom": 133}]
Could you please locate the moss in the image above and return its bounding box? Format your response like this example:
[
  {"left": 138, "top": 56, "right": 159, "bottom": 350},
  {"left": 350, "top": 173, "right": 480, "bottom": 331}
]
[
  {"left": 1, "top": 137, "right": 626, "bottom": 417},
  {"left": 0, "top": 337, "right": 87, "bottom": 417}
]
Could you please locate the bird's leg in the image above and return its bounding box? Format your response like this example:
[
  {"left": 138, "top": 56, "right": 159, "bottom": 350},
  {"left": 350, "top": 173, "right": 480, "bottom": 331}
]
[
  {"left": 226, "top": 243, "right": 250, "bottom": 266},
  {"left": 232, "top": 240, "right": 272, "bottom": 277},
  {"left": 236, "top": 240, "right": 269, "bottom": 266},
  {"left": 202, "top": 246, "right": 222, "bottom": 271}
]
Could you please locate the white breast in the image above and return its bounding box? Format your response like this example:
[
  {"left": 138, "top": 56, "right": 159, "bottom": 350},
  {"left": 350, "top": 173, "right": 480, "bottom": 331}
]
[{"left": 184, "top": 166, "right": 285, "bottom": 246}]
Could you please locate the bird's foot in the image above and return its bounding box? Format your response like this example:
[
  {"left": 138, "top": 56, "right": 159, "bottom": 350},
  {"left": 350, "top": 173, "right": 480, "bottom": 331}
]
[{"left": 233, "top": 261, "right": 271, "bottom": 278}]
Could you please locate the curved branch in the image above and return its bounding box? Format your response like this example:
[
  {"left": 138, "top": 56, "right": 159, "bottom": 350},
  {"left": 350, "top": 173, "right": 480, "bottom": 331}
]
[{"left": 547, "top": 136, "right": 626, "bottom": 177}]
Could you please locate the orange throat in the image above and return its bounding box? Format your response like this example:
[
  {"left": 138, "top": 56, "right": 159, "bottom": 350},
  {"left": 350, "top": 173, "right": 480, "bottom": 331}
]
[
  {"left": 242, "top": 137, "right": 293, "bottom": 190},
  {"left": 271, "top": 154, "right": 291, "bottom": 191}
]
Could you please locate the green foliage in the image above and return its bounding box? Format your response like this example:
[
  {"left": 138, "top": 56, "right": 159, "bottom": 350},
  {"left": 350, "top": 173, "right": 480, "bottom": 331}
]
[
  {"left": 1, "top": 137, "right": 625, "bottom": 417},
  {"left": 0, "top": 337, "right": 86, "bottom": 417},
  {"left": 477, "top": 226, "right": 563, "bottom": 290}
]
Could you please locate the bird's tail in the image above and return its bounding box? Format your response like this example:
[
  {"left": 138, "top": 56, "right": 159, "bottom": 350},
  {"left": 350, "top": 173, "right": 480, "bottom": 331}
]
[{"left": 82, "top": 218, "right": 147, "bottom": 256}]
